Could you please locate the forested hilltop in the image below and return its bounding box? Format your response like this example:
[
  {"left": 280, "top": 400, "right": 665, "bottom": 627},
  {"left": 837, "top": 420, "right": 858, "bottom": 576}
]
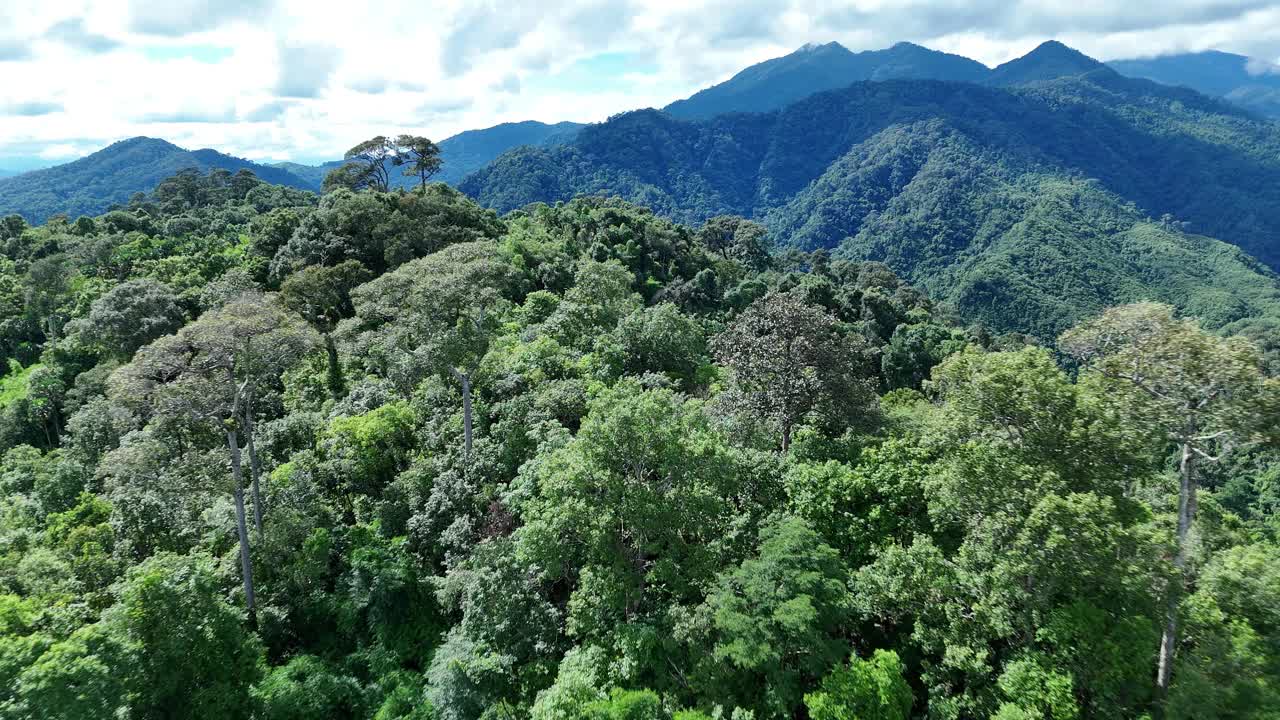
[
  {"left": 462, "top": 54, "right": 1280, "bottom": 338},
  {"left": 0, "top": 165, "right": 1277, "bottom": 720},
  {"left": 0, "top": 139, "right": 320, "bottom": 224}
]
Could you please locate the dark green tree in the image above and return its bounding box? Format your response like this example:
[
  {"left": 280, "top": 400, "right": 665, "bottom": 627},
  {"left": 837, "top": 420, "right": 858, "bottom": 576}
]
[
  {"left": 392, "top": 135, "right": 444, "bottom": 192},
  {"left": 1062, "top": 303, "right": 1280, "bottom": 694},
  {"left": 714, "top": 291, "right": 876, "bottom": 451},
  {"left": 280, "top": 260, "right": 372, "bottom": 398},
  {"left": 79, "top": 279, "right": 185, "bottom": 359}
]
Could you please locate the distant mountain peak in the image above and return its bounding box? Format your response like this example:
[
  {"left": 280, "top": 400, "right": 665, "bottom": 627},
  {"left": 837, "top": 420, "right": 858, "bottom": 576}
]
[
  {"left": 797, "top": 41, "right": 846, "bottom": 53},
  {"left": 110, "top": 136, "right": 183, "bottom": 152},
  {"left": 0, "top": 136, "right": 318, "bottom": 222},
  {"left": 664, "top": 39, "right": 990, "bottom": 119},
  {"left": 1031, "top": 39, "right": 1072, "bottom": 53},
  {"left": 987, "top": 40, "right": 1107, "bottom": 86}
]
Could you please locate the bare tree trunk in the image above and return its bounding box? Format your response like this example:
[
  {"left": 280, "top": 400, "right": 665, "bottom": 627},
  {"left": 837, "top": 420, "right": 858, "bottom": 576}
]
[
  {"left": 324, "top": 332, "right": 343, "bottom": 399},
  {"left": 1157, "top": 441, "right": 1197, "bottom": 693},
  {"left": 781, "top": 422, "right": 792, "bottom": 454},
  {"left": 243, "top": 392, "right": 264, "bottom": 539},
  {"left": 461, "top": 372, "right": 473, "bottom": 459},
  {"left": 227, "top": 427, "right": 256, "bottom": 627},
  {"left": 449, "top": 366, "right": 474, "bottom": 459},
  {"left": 48, "top": 405, "right": 60, "bottom": 448}
]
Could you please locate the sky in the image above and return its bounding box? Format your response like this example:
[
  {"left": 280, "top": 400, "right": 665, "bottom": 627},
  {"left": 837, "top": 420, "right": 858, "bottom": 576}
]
[{"left": 1, "top": 0, "right": 1279, "bottom": 169}]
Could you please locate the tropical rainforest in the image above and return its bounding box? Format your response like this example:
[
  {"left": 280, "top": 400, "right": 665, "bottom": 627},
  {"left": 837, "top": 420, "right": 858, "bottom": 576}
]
[
  {"left": 0, "top": 153, "right": 1276, "bottom": 720},
  {"left": 1, "top": 37, "right": 1280, "bottom": 720}
]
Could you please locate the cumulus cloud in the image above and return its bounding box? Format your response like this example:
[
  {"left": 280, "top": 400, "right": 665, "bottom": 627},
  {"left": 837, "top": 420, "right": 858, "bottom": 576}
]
[
  {"left": 276, "top": 43, "right": 340, "bottom": 98},
  {"left": 439, "top": 3, "right": 546, "bottom": 76},
  {"left": 137, "top": 107, "right": 239, "bottom": 123},
  {"left": 0, "top": 39, "right": 31, "bottom": 62},
  {"left": 0, "top": 0, "right": 1278, "bottom": 166},
  {"left": 45, "top": 18, "right": 119, "bottom": 53},
  {"left": 242, "top": 100, "right": 295, "bottom": 123},
  {"left": 494, "top": 74, "right": 522, "bottom": 94},
  {"left": 348, "top": 77, "right": 389, "bottom": 95},
  {"left": 128, "top": 0, "right": 275, "bottom": 36},
  {"left": 1246, "top": 56, "right": 1280, "bottom": 75},
  {"left": 438, "top": 0, "right": 640, "bottom": 77},
  {"left": 415, "top": 96, "right": 475, "bottom": 118},
  {"left": 4, "top": 101, "right": 63, "bottom": 116}
]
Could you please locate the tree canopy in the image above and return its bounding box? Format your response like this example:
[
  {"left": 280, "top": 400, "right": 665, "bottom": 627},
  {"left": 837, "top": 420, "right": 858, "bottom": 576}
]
[{"left": 0, "top": 166, "right": 1276, "bottom": 720}]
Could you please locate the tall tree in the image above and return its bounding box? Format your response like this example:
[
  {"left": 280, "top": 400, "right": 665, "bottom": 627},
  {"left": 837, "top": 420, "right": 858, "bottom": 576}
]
[
  {"left": 112, "top": 293, "right": 318, "bottom": 622},
  {"left": 280, "top": 260, "right": 373, "bottom": 398},
  {"left": 703, "top": 516, "right": 853, "bottom": 717},
  {"left": 348, "top": 242, "right": 515, "bottom": 458},
  {"left": 392, "top": 135, "right": 443, "bottom": 192},
  {"left": 1060, "top": 303, "right": 1280, "bottom": 695},
  {"left": 697, "top": 215, "right": 771, "bottom": 270},
  {"left": 185, "top": 294, "right": 319, "bottom": 539},
  {"left": 79, "top": 279, "right": 185, "bottom": 359},
  {"left": 321, "top": 163, "right": 366, "bottom": 194},
  {"left": 325, "top": 136, "right": 394, "bottom": 193},
  {"left": 805, "top": 650, "right": 913, "bottom": 720},
  {"left": 714, "top": 290, "right": 876, "bottom": 451}
]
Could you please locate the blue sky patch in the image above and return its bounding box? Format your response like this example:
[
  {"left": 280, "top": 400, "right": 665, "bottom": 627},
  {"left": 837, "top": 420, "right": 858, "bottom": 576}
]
[
  {"left": 526, "top": 52, "right": 660, "bottom": 94},
  {"left": 142, "top": 45, "right": 234, "bottom": 63}
]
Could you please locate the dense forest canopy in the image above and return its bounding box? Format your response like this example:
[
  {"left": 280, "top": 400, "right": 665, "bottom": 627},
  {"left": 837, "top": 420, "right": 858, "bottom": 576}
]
[
  {"left": 0, "top": 162, "right": 1276, "bottom": 720},
  {"left": 461, "top": 68, "right": 1280, "bottom": 340}
]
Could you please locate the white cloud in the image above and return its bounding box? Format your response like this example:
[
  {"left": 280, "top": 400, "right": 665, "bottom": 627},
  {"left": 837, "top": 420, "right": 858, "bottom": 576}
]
[
  {"left": 2, "top": 101, "right": 64, "bottom": 116},
  {"left": 1246, "top": 56, "right": 1280, "bottom": 75},
  {"left": 39, "top": 143, "right": 91, "bottom": 159},
  {"left": 0, "top": 0, "right": 1277, "bottom": 166},
  {"left": 45, "top": 18, "right": 119, "bottom": 53},
  {"left": 127, "top": 0, "right": 274, "bottom": 36}
]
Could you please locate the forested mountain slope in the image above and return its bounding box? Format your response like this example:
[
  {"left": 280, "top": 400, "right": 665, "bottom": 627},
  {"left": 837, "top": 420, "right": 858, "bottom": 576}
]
[
  {"left": 461, "top": 67, "right": 1280, "bottom": 336},
  {"left": 430, "top": 120, "right": 586, "bottom": 185},
  {"left": 0, "top": 169, "right": 1277, "bottom": 719},
  {"left": 985, "top": 40, "right": 1106, "bottom": 86},
  {"left": 664, "top": 40, "right": 990, "bottom": 119},
  {"left": 0, "top": 137, "right": 318, "bottom": 223},
  {"left": 1110, "top": 50, "right": 1280, "bottom": 118}
]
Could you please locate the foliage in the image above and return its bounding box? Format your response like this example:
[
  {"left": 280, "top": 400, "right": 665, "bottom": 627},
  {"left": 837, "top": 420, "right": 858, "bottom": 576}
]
[
  {"left": 804, "top": 649, "right": 913, "bottom": 720},
  {"left": 0, "top": 138, "right": 317, "bottom": 223},
  {"left": 0, "top": 165, "right": 1273, "bottom": 720},
  {"left": 462, "top": 69, "right": 1280, "bottom": 340}
]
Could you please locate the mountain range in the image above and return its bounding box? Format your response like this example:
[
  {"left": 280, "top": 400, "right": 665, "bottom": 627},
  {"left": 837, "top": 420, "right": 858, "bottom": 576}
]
[
  {"left": 0, "top": 137, "right": 319, "bottom": 223},
  {"left": 3, "top": 39, "right": 1280, "bottom": 341},
  {"left": 662, "top": 40, "right": 990, "bottom": 119},
  {"left": 0, "top": 120, "right": 588, "bottom": 223},
  {"left": 460, "top": 41, "right": 1280, "bottom": 337},
  {"left": 4, "top": 38, "right": 1280, "bottom": 227},
  {"left": 1109, "top": 50, "right": 1280, "bottom": 119}
]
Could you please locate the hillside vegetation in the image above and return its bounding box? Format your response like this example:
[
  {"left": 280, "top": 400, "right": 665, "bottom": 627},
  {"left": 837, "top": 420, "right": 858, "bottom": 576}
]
[
  {"left": 0, "top": 138, "right": 318, "bottom": 223},
  {"left": 0, "top": 167, "right": 1276, "bottom": 720},
  {"left": 462, "top": 69, "right": 1280, "bottom": 337},
  {"left": 1110, "top": 50, "right": 1280, "bottom": 118},
  {"left": 2, "top": 33, "right": 1280, "bottom": 720}
]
